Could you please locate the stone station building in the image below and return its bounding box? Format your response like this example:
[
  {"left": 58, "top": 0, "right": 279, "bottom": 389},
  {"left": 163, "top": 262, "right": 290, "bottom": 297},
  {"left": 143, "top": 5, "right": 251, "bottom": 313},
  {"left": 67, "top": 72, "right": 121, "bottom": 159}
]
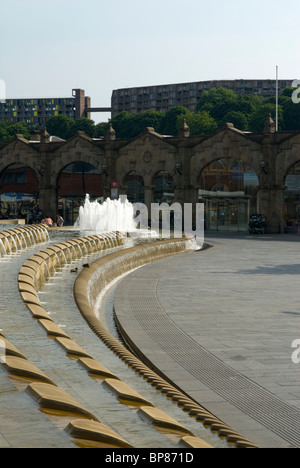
[{"left": 1, "top": 116, "right": 300, "bottom": 233}]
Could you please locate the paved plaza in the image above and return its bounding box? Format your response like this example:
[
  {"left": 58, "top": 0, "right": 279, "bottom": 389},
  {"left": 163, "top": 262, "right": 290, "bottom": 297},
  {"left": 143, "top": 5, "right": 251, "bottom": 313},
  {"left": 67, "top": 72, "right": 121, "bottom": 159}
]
[{"left": 114, "top": 232, "right": 300, "bottom": 448}]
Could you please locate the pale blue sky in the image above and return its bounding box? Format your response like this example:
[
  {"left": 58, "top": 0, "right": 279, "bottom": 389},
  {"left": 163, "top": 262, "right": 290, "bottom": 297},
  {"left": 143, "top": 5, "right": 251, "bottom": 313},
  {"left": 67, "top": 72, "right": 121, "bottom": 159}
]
[{"left": 1, "top": 0, "right": 300, "bottom": 122}]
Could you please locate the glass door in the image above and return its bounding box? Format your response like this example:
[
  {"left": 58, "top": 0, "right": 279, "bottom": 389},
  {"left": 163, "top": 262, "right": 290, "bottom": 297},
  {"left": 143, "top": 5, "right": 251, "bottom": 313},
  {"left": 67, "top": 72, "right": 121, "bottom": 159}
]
[
  {"left": 205, "top": 198, "right": 249, "bottom": 231},
  {"left": 206, "top": 200, "right": 218, "bottom": 230}
]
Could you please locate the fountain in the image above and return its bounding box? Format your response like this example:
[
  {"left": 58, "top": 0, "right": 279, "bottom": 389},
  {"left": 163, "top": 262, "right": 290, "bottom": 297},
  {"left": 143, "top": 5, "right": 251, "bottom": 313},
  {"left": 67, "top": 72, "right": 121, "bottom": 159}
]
[{"left": 74, "top": 195, "right": 137, "bottom": 233}]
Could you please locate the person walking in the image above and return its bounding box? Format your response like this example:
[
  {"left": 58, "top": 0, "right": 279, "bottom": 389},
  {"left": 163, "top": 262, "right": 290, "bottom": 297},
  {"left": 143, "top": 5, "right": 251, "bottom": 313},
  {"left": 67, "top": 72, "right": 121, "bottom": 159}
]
[{"left": 56, "top": 214, "right": 64, "bottom": 227}]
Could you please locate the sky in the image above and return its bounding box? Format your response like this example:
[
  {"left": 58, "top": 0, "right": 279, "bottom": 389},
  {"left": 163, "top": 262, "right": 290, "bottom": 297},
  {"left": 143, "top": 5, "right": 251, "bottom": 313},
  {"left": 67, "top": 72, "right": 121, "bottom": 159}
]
[{"left": 1, "top": 0, "right": 300, "bottom": 123}]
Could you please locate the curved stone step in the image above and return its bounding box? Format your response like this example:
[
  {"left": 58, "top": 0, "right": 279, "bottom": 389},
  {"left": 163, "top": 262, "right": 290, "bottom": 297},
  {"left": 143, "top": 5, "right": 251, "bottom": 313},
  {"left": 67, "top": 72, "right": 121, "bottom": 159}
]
[
  {"left": 55, "top": 337, "right": 93, "bottom": 359},
  {"left": 138, "top": 406, "right": 193, "bottom": 435},
  {"left": 179, "top": 435, "right": 213, "bottom": 449},
  {"left": 78, "top": 357, "right": 119, "bottom": 380},
  {"left": 65, "top": 419, "right": 132, "bottom": 448},
  {"left": 26, "top": 382, "right": 98, "bottom": 420},
  {"left": 103, "top": 379, "right": 153, "bottom": 406},
  {"left": 2, "top": 356, "right": 55, "bottom": 385}
]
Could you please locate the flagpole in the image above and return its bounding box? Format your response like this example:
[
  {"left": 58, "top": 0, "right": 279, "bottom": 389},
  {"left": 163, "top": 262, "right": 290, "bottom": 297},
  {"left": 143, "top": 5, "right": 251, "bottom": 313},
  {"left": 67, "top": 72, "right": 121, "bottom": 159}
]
[{"left": 276, "top": 65, "right": 279, "bottom": 132}]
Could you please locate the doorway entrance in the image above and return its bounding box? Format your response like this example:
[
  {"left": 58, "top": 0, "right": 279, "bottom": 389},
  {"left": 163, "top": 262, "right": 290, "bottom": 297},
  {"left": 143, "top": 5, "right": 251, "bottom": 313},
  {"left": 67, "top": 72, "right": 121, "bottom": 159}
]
[
  {"left": 199, "top": 158, "right": 258, "bottom": 232},
  {"left": 205, "top": 198, "right": 250, "bottom": 231},
  {"left": 58, "top": 162, "right": 104, "bottom": 226}
]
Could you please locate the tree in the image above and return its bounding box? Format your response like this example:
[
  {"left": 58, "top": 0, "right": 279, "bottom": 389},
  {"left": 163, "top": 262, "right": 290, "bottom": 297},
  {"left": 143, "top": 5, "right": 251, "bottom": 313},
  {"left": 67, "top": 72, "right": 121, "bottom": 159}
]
[
  {"left": 44, "top": 115, "right": 74, "bottom": 140},
  {"left": 7, "top": 122, "right": 31, "bottom": 139},
  {"left": 196, "top": 88, "right": 263, "bottom": 130},
  {"left": 282, "top": 99, "right": 300, "bottom": 131},
  {"left": 94, "top": 122, "right": 109, "bottom": 138},
  {"left": 195, "top": 87, "right": 239, "bottom": 125},
  {"left": 178, "top": 110, "right": 218, "bottom": 135},
  {"left": 71, "top": 118, "right": 95, "bottom": 138},
  {"left": 130, "top": 110, "right": 164, "bottom": 137},
  {"left": 110, "top": 110, "right": 164, "bottom": 138},
  {"left": 248, "top": 103, "right": 283, "bottom": 132},
  {"left": 266, "top": 87, "right": 300, "bottom": 131},
  {"left": 158, "top": 106, "right": 189, "bottom": 135},
  {"left": 222, "top": 111, "right": 248, "bottom": 130},
  {"left": 109, "top": 111, "right": 134, "bottom": 138},
  {"left": 0, "top": 126, "right": 11, "bottom": 145}
]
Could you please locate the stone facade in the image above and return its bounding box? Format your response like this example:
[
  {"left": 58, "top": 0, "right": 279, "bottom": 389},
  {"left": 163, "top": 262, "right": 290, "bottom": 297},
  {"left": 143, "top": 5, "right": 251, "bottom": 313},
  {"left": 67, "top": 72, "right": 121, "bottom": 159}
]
[{"left": 1, "top": 121, "right": 300, "bottom": 233}]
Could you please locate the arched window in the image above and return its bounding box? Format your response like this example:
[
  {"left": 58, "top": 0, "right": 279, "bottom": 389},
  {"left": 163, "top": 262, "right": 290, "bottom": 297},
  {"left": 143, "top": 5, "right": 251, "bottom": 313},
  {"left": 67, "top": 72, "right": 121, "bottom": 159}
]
[
  {"left": 124, "top": 174, "right": 144, "bottom": 204},
  {"left": 0, "top": 163, "right": 39, "bottom": 222},
  {"left": 284, "top": 162, "right": 300, "bottom": 230},
  {"left": 199, "top": 158, "right": 258, "bottom": 231},
  {"left": 58, "top": 162, "right": 103, "bottom": 226},
  {"left": 153, "top": 172, "right": 174, "bottom": 204}
]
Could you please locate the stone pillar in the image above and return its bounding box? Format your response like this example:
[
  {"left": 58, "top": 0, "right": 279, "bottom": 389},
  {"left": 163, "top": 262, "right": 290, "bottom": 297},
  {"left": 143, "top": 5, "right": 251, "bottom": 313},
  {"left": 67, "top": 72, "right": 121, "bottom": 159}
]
[
  {"left": 144, "top": 185, "right": 153, "bottom": 218},
  {"left": 39, "top": 186, "right": 57, "bottom": 219},
  {"left": 257, "top": 115, "right": 281, "bottom": 233},
  {"left": 257, "top": 185, "right": 285, "bottom": 233}
]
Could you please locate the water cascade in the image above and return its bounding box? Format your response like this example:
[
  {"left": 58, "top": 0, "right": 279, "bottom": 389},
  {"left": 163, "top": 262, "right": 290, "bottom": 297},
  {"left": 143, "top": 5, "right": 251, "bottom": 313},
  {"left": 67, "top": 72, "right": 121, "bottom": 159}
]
[
  {"left": 75, "top": 195, "right": 137, "bottom": 233},
  {"left": 0, "top": 224, "right": 49, "bottom": 256}
]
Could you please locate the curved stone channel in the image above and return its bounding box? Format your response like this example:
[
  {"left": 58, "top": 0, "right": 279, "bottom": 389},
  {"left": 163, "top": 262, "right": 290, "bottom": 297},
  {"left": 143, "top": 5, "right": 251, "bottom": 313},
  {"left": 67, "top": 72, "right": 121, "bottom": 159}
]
[{"left": 0, "top": 227, "right": 227, "bottom": 448}]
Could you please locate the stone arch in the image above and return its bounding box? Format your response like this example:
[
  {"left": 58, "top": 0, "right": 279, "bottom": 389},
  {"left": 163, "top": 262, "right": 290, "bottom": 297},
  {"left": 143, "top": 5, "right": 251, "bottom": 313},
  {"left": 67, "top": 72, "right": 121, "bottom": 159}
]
[
  {"left": 123, "top": 172, "right": 145, "bottom": 204},
  {"left": 195, "top": 154, "right": 260, "bottom": 232},
  {"left": 50, "top": 150, "right": 105, "bottom": 189},
  {"left": 116, "top": 129, "right": 178, "bottom": 195},
  {"left": 282, "top": 158, "right": 300, "bottom": 229},
  {"left": 276, "top": 138, "right": 300, "bottom": 187},
  {"left": 0, "top": 161, "right": 40, "bottom": 222},
  {"left": 191, "top": 151, "right": 262, "bottom": 187},
  {"left": 56, "top": 159, "right": 105, "bottom": 226},
  {"left": 0, "top": 139, "right": 42, "bottom": 182},
  {"left": 152, "top": 170, "right": 175, "bottom": 204},
  {"left": 190, "top": 129, "right": 263, "bottom": 189}
]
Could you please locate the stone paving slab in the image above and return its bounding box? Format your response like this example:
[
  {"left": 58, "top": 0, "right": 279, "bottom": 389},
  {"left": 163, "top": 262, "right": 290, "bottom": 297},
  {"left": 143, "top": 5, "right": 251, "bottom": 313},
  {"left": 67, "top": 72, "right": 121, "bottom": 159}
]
[{"left": 114, "top": 233, "right": 300, "bottom": 448}]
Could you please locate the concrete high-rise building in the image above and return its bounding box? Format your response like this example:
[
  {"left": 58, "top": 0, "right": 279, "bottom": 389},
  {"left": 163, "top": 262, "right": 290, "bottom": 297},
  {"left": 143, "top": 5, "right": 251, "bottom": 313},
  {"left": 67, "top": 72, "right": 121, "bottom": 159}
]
[
  {"left": 111, "top": 79, "right": 293, "bottom": 116},
  {"left": 0, "top": 89, "right": 92, "bottom": 126}
]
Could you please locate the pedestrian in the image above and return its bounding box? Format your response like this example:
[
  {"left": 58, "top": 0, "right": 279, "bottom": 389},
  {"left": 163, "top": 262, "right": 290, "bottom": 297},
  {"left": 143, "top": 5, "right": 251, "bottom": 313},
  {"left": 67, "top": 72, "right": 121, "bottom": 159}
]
[
  {"left": 43, "top": 216, "right": 53, "bottom": 227},
  {"left": 56, "top": 214, "right": 64, "bottom": 227}
]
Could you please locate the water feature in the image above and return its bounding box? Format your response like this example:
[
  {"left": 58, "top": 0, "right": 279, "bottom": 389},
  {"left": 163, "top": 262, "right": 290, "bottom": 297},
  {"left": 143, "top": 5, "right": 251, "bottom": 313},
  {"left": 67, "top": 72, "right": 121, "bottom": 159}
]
[
  {"left": 0, "top": 223, "right": 227, "bottom": 448},
  {"left": 75, "top": 195, "right": 137, "bottom": 233}
]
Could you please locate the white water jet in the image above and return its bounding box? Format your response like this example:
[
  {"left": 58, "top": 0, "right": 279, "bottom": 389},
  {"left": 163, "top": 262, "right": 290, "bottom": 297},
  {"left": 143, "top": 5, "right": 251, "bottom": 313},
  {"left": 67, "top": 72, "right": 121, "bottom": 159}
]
[{"left": 74, "top": 195, "right": 137, "bottom": 233}]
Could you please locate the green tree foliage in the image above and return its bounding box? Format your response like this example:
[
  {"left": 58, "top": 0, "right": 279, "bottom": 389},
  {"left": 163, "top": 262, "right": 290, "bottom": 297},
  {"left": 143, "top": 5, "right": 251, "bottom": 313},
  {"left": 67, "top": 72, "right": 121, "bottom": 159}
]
[
  {"left": 158, "top": 106, "right": 189, "bottom": 135},
  {"left": 45, "top": 115, "right": 77, "bottom": 140},
  {"left": 110, "top": 110, "right": 165, "bottom": 138},
  {"left": 195, "top": 87, "right": 238, "bottom": 123},
  {"left": 195, "top": 87, "right": 263, "bottom": 130},
  {"left": 222, "top": 111, "right": 248, "bottom": 131},
  {"left": 248, "top": 103, "right": 283, "bottom": 132},
  {"left": 2, "top": 86, "right": 300, "bottom": 145},
  {"left": 0, "top": 120, "right": 32, "bottom": 145},
  {"left": 282, "top": 100, "right": 300, "bottom": 131},
  {"left": 0, "top": 122, "right": 11, "bottom": 144},
  {"left": 177, "top": 110, "right": 218, "bottom": 135}
]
